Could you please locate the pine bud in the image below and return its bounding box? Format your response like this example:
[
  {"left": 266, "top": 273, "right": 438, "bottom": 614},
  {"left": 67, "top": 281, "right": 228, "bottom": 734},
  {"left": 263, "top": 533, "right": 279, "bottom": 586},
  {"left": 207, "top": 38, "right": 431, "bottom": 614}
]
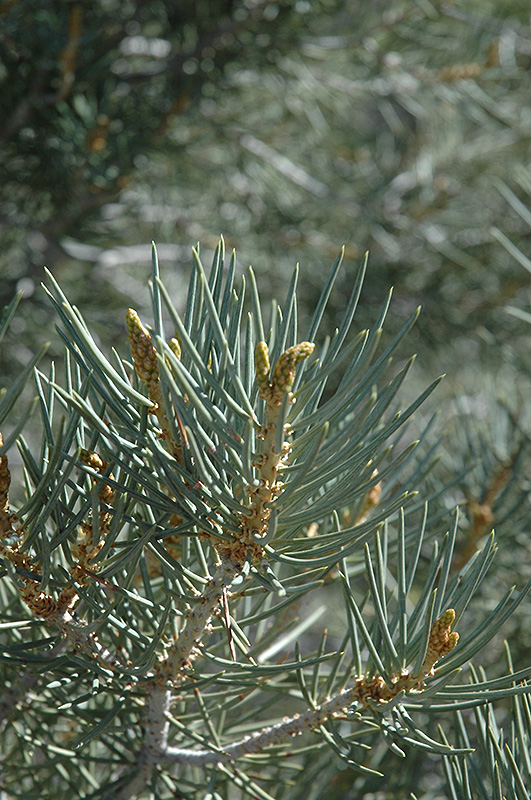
[
  {"left": 272, "top": 342, "right": 315, "bottom": 394},
  {"left": 126, "top": 308, "right": 160, "bottom": 397},
  {"left": 0, "top": 433, "right": 10, "bottom": 515},
  {"left": 169, "top": 336, "right": 182, "bottom": 360},
  {"left": 255, "top": 341, "right": 271, "bottom": 397},
  {"left": 421, "top": 608, "right": 459, "bottom": 675}
]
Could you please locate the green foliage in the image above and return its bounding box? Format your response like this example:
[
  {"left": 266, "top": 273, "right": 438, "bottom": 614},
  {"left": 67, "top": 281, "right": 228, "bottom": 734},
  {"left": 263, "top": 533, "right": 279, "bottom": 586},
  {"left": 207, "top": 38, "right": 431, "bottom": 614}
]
[
  {"left": 2, "top": 1, "right": 531, "bottom": 379},
  {"left": 1, "top": 0, "right": 281, "bottom": 218},
  {"left": 2, "top": 2, "right": 531, "bottom": 797},
  {"left": 0, "top": 242, "right": 529, "bottom": 799},
  {"left": 440, "top": 645, "right": 531, "bottom": 800},
  {"left": 0, "top": 0, "right": 308, "bottom": 304}
]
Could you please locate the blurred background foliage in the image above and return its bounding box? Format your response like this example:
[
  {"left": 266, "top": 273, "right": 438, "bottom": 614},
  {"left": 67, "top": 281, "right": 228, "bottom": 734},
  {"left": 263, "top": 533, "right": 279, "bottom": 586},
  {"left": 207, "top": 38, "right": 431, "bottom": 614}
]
[
  {"left": 1, "top": 0, "right": 530, "bottom": 797},
  {"left": 2, "top": 0, "right": 531, "bottom": 365}
]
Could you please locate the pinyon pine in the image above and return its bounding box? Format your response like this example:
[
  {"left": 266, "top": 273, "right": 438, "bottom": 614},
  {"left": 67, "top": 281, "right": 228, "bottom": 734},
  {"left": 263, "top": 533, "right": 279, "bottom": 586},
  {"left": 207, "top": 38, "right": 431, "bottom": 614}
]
[{"left": 0, "top": 241, "right": 529, "bottom": 800}]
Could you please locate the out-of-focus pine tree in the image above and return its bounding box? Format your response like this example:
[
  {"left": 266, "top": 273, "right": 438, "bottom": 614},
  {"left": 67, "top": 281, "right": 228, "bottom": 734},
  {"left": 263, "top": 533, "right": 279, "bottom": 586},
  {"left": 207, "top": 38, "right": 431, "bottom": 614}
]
[
  {"left": 0, "top": 0, "right": 300, "bottom": 304},
  {"left": 2, "top": 1, "right": 531, "bottom": 370}
]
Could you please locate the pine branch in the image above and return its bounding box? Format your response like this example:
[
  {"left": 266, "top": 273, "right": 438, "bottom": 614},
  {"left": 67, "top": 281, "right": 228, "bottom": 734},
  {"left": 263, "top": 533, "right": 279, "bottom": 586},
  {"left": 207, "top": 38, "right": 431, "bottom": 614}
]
[{"left": 1, "top": 241, "right": 529, "bottom": 800}]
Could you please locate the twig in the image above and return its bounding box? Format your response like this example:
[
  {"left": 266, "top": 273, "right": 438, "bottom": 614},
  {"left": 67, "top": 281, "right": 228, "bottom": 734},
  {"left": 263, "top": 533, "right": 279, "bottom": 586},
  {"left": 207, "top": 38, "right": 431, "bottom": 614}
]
[{"left": 157, "top": 610, "right": 458, "bottom": 768}]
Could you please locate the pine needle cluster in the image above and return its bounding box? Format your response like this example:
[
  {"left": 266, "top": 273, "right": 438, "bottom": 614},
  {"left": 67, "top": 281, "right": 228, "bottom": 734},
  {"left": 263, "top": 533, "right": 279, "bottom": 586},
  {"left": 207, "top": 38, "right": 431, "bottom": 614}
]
[{"left": 0, "top": 242, "right": 529, "bottom": 800}]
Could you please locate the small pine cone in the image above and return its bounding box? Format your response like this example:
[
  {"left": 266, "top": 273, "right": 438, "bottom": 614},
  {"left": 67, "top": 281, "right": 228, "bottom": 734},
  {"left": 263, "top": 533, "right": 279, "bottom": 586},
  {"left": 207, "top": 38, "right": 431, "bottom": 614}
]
[
  {"left": 72, "top": 538, "right": 103, "bottom": 569},
  {"left": 22, "top": 584, "right": 58, "bottom": 618},
  {"left": 126, "top": 308, "right": 160, "bottom": 398},
  {"left": 1, "top": 537, "right": 29, "bottom": 571},
  {"left": 57, "top": 585, "right": 78, "bottom": 610},
  {"left": 99, "top": 483, "right": 114, "bottom": 507},
  {"left": 77, "top": 451, "right": 114, "bottom": 542},
  {"left": 272, "top": 342, "right": 315, "bottom": 394},
  {"left": 79, "top": 449, "right": 107, "bottom": 472},
  {"left": 79, "top": 450, "right": 114, "bottom": 501},
  {"left": 255, "top": 341, "right": 271, "bottom": 397}
]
